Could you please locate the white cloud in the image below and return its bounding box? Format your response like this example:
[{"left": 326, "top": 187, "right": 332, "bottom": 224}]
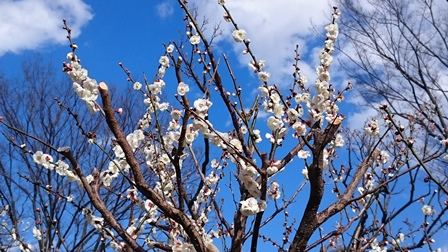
[
  {"left": 195, "top": 1, "right": 335, "bottom": 86},
  {"left": 156, "top": 2, "right": 174, "bottom": 18},
  {"left": 0, "top": 0, "right": 93, "bottom": 57},
  {"left": 345, "top": 104, "right": 380, "bottom": 130}
]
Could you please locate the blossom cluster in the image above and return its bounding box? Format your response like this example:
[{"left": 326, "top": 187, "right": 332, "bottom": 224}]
[
  {"left": 216, "top": 2, "right": 347, "bottom": 219},
  {"left": 32, "top": 151, "right": 79, "bottom": 183},
  {"left": 63, "top": 53, "right": 100, "bottom": 113}
]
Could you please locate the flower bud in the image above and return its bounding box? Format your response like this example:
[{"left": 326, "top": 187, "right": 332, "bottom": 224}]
[{"left": 115, "top": 108, "right": 123, "bottom": 114}]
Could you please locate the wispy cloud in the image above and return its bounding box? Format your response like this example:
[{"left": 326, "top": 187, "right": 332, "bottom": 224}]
[
  {"left": 156, "top": 2, "right": 174, "bottom": 18},
  {"left": 0, "top": 0, "right": 93, "bottom": 57},
  {"left": 345, "top": 92, "right": 381, "bottom": 129},
  {"left": 337, "top": 0, "right": 448, "bottom": 130}
]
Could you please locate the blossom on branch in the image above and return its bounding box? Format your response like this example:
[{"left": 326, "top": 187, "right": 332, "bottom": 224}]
[
  {"left": 177, "top": 82, "right": 190, "bottom": 96},
  {"left": 240, "top": 197, "right": 266, "bottom": 216},
  {"left": 232, "top": 29, "right": 246, "bottom": 42},
  {"left": 258, "top": 71, "right": 271, "bottom": 82},
  {"left": 32, "top": 226, "right": 41, "bottom": 241},
  {"left": 190, "top": 34, "right": 201, "bottom": 45},
  {"left": 422, "top": 205, "right": 434, "bottom": 216}
]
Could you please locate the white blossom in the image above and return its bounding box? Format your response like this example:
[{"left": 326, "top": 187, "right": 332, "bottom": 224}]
[
  {"left": 258, "top": 200, "right": 267, "bottom": 212},
  {"left": 0, "top": 205, "right": 9, "bottom": 217},
  {"left": 166, "top": 44, "right": 174, "bottom": 53},
  {"left": 240, "top": 125, "right": 248, "bottom": 135},
  {"left": 158, "top": 66, "right": 166, "bottom": 78},
  {"left": 252, "top": 129, "right": 262, "bottom": 143},
  {"left": 266, "top": 164, "right": 278, "bottom": 175},
  {"left": 392, "top": 232, "right": 405, "bottom": 246},
  {"left": 319, "top": 52, "right": 333, "bottom": 67},
  {"left": 159, "top": 55, "right": 170, "bottom": 67},
  {"left": 268, "top": 181, "right": 281, "bottom": 200},
  {"left": 378, "top": 150, "right": 390, "bottom": 164},
  {"left": 292, "top": 121, "right": 307, "bottom": 136},
  {"left": 133, "top": 81, "right": 142, "bottom": 90},
  {"left": 267, "top": 116, "right": 283, "bottom": 131},
  {"left": 32, "top": 226, "right": 42, "bottom": 240},
  {"left": 370, "top": 238, "right": 386, "bottom": 252},
  {"left": 302, "top": 168, "right": 309, "bottom": 180},
  {"left": 19, "top": 243, "right": 31, "bottom": 252},
  {"left": 190, "top": 34, "right": 201, "bottom": 45},
  {"left": 194, "top": 99, "right": 213, "bottom": 114},
  {"left": 240, "top": 197, "right": 259, "bottom": 216},
  {"left": 205, "top": 171, "right": 219, "bottom": 186},
  {"left": 211, "top": 159, "right": 220, "bottom": 169},
  {"left": 365, "top": 119, "right": 380, "bottom": 136},
  {"left": 332, "top": 134, "right": 344, "bottom": 148},
  {"left": 258, "top": 86, "right": 269, "bottom": 97},
  {"left": 258, "top": 71, "right": 271, "bottom": 82},
  {"left": 232, "top": 29, "right": 246, "bottom": 42},
  {"left": 316, "top": 65, "right": 330, "bottom": 82},
  {"left": 270, "top": 92, "right": 280, "bottom": 104},
  {"left": 297, "top": 150, "right": 310, "bottom": 159},
  {"left": 229, "top": 138, "right": 243, "bottom": 153},
  {"left": 110, "top": 241, "right": 124, "bottom": 252},
  {"left": 171, "top": 109, "right": 182, "bottom": 120},
  {"left": 168, "top": 119, "right": 180, "bottom": 131},
  {"left": 177, "top": 82, "right": 190, "bottom": 96},
  {"left": 32, "top": 151, "right": 54, "bottom": 170},
  {"left": 265, "top": 133, "right": 282, "bottom": 145},
  {"left": 325, "top": 23, "right": 339, "bottom": 40},
  {"left": 287, "top": 108, "right": 301, "bottom": 121},
  {"left": 422, "top": 205, "right": 434, "bottom": 215}
]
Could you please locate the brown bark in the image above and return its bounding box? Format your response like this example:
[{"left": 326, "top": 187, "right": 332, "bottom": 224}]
[
  {"left": 288, "top": 122, "right": 339, "bottom": 251},
  {"left": 98, "top": 82, "right": 208, "bottom": 252}
]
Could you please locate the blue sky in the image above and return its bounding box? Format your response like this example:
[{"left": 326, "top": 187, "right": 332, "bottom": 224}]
[
  {"left": 1, "top": 0, "right": 447, "bottom": 251},
  {"left": 0, "top": 0, "right": 366, "bottom": 130},
  {"left": 0, "top": 0, "right": 339, "bottom": 89}
]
